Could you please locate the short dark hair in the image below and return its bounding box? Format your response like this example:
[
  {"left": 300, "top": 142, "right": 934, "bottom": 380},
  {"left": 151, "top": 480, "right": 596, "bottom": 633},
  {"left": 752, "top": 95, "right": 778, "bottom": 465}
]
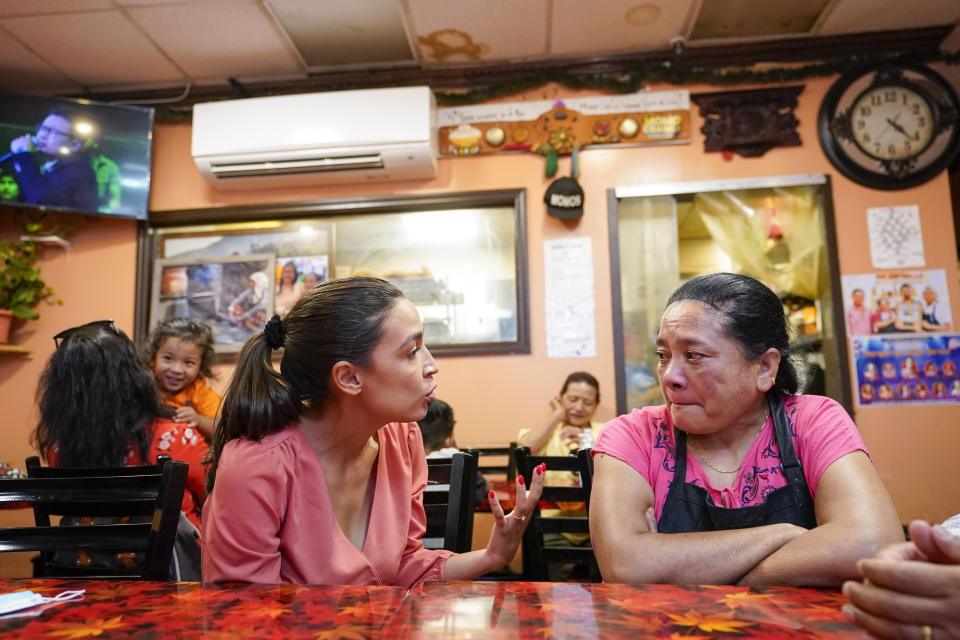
[
  {"left": 852, "top": 288, "right": 864, "bottom": 295},
  {"left": 208, "top": 277, "right": 405, "bottom": 491},
  {"left": 560, "top": 371, "right": 600, "bottom": 404},
  {"left": 666, "top": 272, "right": 801, "bottom": 395},
  {"left": 142, "top": 317, "right": 216, "bottom": 379},
  {"left": 418, "top": 399, "right": 454, "bottom": 451},
  {"left": 41, "top": 109, "right": 83, "bottom": 141},
  {"left": 34, "top": 323, "right": 157, "bottom": 467}
]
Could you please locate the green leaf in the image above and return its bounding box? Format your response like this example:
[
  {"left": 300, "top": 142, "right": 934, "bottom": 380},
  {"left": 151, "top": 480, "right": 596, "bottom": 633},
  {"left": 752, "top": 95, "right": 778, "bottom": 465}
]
[{"left": 11, "top": 305, "right": 37, "bottom": 320}]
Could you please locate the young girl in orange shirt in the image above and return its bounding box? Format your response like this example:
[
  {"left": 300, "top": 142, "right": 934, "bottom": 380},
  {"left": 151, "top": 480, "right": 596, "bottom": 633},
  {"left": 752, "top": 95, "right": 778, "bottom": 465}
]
[{"left": 143, "top": 318, "right": 221, "bottom": 441}]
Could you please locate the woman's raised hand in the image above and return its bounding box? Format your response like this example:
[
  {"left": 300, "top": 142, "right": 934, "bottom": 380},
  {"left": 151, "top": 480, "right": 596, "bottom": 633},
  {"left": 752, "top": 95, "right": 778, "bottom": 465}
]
[{"left": 483, "top": 463, "right": 547, "bottom": 568}]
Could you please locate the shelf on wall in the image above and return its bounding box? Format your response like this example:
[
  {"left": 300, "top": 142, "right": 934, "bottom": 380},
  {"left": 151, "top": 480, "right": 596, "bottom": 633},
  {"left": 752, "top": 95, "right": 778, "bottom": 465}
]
[
  {"left": 20, "top": 235, "right": 71, "bottom": 250},
  {"left": 0, "top": 344, "right": 33, "bottom": 358}
]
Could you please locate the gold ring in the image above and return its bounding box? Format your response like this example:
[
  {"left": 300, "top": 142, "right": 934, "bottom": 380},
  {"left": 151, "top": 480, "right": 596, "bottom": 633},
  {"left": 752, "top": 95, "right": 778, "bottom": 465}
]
[
  {"left": 921, "top": 625, "right": 933, "bottom": 640},
  {"left": 507, "top": 513, "right": 527, "bottom": 522}
]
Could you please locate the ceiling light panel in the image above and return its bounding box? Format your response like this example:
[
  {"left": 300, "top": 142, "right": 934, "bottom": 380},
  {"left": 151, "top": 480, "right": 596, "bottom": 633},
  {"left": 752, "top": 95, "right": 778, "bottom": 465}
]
[
  {"left": 268, "top": 0, "right": 414, "bottom": 68},
  {"left": 692, "top": 0, "right": 830, "bottom": 39},
  {"left": 815, "top": 0, "right": 960, "bottom": 34}
]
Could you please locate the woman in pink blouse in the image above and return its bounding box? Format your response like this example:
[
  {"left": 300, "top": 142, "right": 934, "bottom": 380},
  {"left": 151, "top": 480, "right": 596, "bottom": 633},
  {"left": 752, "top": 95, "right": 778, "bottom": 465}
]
[{"left": 202, "top": 277, "right": 544, "bottom": 587}]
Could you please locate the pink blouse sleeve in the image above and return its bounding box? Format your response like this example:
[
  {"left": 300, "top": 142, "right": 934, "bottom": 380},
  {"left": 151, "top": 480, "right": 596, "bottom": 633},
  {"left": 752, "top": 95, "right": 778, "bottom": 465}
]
[
  {"left": 393, "top": 425, "right": 453, "bottom": 589},
  {"left": 201, "top": 441, "right": 286, "bottom": 584}
]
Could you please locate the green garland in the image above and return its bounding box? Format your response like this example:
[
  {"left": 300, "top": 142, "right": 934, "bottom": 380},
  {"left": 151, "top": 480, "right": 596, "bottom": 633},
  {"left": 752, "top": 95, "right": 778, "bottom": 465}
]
[
  {"left": 156, "top": 51, "right": 960, "bottom": 119},
  {"left": 432, "top": 51, "right": 960, "bottom": 105}
]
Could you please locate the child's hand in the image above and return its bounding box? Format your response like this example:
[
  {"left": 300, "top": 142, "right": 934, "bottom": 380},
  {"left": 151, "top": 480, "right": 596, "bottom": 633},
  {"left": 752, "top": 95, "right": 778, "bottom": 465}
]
[{"left": 173, "top": 406, "right": 200, "bottom": 428}]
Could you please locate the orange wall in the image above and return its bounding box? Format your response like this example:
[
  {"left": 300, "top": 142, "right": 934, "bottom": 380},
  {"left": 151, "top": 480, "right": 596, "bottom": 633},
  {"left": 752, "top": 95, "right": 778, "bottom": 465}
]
[{"left": 0, "top": 77, "right": 957, "bottom": 569}]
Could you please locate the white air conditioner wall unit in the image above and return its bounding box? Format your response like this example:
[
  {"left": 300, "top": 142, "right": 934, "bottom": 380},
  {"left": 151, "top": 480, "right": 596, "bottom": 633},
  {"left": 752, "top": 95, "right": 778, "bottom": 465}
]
[{"left": 191, "top": 86, "right": 437, "bottom": 189}]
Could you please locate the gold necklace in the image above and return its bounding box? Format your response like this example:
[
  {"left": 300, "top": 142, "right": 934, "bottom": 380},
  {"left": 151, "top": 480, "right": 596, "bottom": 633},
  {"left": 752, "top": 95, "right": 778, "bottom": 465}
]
[{"left": 687, "top": 407, "right": 768, "bottom": 474}]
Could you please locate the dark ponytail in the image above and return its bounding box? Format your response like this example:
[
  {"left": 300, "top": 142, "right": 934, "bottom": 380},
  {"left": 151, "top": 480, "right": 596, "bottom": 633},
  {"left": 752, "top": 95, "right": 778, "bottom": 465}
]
[
  {"left": 207, "top": 334, "right": 300, "bottom": 492},
  {"left": 206, "top": 277, "right": 404, "bottom": 491}
]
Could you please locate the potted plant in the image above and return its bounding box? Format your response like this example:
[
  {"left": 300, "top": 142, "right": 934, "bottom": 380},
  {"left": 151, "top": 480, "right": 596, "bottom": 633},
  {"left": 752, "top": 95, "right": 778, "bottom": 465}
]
[{"left": 0, "top": 219, "right": 59, "bottom": 344}]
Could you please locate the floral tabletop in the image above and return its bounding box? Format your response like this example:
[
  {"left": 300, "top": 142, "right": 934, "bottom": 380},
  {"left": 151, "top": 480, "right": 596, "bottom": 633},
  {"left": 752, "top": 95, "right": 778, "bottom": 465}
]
[{"left": 0, "top": 578, "right": 866, "bottom": 639}]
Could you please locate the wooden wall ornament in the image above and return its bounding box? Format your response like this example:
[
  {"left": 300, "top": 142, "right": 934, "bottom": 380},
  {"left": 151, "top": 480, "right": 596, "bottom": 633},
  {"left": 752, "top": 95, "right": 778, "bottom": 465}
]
[
  {"left": 436, "top": 90, "right": 690, "bottom": 159},
  {"left": 691, "top": 86, "right": 804, "bottom": 158}
]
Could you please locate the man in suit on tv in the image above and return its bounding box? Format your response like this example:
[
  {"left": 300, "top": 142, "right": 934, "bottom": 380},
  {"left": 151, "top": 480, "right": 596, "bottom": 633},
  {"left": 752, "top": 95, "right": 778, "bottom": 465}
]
[{"left": 5, "top": 109, "right": 99, "bottom": 212}]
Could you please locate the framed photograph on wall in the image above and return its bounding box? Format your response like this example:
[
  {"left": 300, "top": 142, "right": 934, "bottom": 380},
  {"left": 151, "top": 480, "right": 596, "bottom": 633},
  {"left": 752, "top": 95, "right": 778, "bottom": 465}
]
[{"left": 149, "top": 253, "right": 276, "bottom": 354}]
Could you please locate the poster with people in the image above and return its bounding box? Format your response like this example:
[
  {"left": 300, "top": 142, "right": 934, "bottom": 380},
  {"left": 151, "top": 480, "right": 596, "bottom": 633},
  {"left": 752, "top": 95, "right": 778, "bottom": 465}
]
[
  {"left": 274, "top": 256, "right": 329, "bottom": 317},
  {"left": 840, "top": 269, "right": 953, "bottom": 337},
  {"left": 853, "top": 334, "right": 960, "bottom": 406}
]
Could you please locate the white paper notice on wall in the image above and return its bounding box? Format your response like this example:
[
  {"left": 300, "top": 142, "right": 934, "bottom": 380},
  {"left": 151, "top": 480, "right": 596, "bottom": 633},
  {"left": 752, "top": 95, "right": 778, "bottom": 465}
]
[
  {"left": 867, "top": 205, "right": 925, "bottom": 269},
  {"left": 544, "top": 237, "right": 596, "bottom": 358}
]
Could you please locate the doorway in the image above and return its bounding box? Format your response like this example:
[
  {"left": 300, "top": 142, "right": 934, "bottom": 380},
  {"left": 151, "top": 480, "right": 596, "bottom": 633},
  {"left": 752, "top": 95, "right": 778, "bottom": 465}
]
[{"left": 607, "top": 174, "right": 852, "bottom": 415}]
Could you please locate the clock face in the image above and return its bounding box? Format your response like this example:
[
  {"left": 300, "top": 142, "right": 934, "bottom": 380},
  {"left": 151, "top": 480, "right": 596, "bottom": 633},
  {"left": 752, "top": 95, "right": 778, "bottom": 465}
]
[
  {"left": 849, "top": 86, "right": 934, "bottom": 161},
  {"left": 818, "top": 64, "right": 960, "bottom": 190}
]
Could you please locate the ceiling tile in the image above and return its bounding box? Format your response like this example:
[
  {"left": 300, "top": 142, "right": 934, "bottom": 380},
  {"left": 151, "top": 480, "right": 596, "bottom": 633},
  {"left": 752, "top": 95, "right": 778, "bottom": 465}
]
[
  {"left": 129, "top": 0, "right": 305, "bottom": 82},
  {"left": 0, "top": 27, "right": 82, "bottom": 94},
  {"left": 0, "top": 0, "right": 111, "bottom": 17},
  {"left": 692, "top": 0, "right": 830, "bottom": 39},
  {"left": 3, "top": 10, "right": 184, "bottom": 89},
  {"left": 552, "top": 0, "right": 694, "bottom": 55},
  {"left": 815, "top": 0, "right": 960, "bottom": 34},
  {"left": 268, "top": 0, "right": 413, "bottom": 68},
  {"left": 407, "top": 0, "right": 548, "bottom": 64}
]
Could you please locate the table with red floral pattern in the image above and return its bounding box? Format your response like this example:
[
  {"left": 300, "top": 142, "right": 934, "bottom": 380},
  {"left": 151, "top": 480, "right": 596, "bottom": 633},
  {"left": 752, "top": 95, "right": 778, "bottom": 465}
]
[{"left": 0, "top": 578, "right": 867, "bottom": 638}]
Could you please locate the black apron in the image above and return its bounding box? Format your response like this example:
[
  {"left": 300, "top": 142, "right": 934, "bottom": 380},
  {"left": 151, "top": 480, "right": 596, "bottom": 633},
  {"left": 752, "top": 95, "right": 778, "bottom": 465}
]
[
  {"left": 658, "top": 393, "right": 817, "bottom": 533},
  {"left": 922, "top": 303, "right": 939, "bottom": 330}
]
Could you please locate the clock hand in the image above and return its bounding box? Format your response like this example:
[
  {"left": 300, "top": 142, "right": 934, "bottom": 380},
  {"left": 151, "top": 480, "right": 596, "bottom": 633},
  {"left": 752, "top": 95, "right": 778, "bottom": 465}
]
[{"left": 886, "top": 117, "right": 912, "bottom": 138}]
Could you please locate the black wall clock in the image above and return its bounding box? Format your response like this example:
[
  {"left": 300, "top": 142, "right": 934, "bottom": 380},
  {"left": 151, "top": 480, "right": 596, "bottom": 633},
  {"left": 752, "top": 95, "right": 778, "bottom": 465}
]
[{"left": 818, "top": 63, "right": 960, "bottom": 190}]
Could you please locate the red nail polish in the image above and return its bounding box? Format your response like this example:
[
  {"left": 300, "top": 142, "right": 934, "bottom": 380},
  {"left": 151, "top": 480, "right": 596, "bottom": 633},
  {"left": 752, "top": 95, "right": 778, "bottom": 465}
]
[
  {"left": 518, "top": 476, "right": 525, "bottom": 485},
  {"left": 536, "top": 466, "right": 543, "bottom": 475},
  {"left": 489, "top": 490, "right": 495, "bottom": 498}
]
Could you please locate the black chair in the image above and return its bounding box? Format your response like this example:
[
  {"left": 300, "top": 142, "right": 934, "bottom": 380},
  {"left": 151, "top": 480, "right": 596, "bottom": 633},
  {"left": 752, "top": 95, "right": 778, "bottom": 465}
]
[
  {"left": 471, "top": 442, "right": 517, "bottom": 481},
  {"left": 0, "top": 456, "right": 188, "bottom": 580},
  {"left": 577, "top": 448, "right": 594, "bottom": 509},
  {"left": 513, "top": 446, "right": 600, "bottom": 582},
  {"left": 424, "top": 452, "right": 477, "bottom": 553}
]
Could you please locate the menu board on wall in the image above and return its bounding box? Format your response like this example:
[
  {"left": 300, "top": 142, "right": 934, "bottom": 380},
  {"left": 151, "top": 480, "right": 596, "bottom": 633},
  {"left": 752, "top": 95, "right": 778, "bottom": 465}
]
[
  {"left": 436, "top": 90, "right": 690, "bottom": 157},
  {"left": 852, "top": 334, "right": 960, "bottom": 406}
]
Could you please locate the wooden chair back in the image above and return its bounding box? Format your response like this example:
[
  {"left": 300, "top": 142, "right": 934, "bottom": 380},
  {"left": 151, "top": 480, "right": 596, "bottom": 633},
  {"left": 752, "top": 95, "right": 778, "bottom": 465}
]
[
  {"left": 0, "top": 456, "right": 188, "bottom": 580},
  {"left": 470, "top": 443, "right": 517, "bottom": 481},
  {"left": 577, "top": 448, "right": 594, "bottom": 509},
  {"left": 423, "top": 452, "right": 477, "bottom": 553},
  {"left": 513, "top": 446, "right": 600, "bottom": 581}
]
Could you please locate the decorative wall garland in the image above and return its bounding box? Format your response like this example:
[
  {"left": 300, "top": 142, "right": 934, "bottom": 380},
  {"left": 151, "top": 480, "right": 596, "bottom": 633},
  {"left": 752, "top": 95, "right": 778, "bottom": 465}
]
[
  {"left": 154, "top": 52, "right": 960, "bottom": 120},
  {"left": 431, "top": 52, "right": 960, "bottom": 106}
]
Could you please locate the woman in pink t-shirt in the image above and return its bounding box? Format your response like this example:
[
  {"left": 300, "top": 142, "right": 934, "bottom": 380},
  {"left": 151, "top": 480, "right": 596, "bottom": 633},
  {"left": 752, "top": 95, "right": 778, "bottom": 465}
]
[
  {"left": 591, "top": 273, "right": 902, "bottom": 587},
  {"left": 202, "top": 277, "right": 544, "bottom": 587}
]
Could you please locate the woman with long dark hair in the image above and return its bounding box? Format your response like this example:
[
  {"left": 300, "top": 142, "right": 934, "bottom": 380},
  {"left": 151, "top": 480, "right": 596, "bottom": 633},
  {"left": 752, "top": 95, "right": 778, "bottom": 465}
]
[
  {"left": 273, "top": 260, "right": 304, "bottom": 317},
  {"left": 202, "top": 277, "right": 544, "bottom": 586},
  {"left": 33, "top": 320, "right": 208, "bottom": 528}
]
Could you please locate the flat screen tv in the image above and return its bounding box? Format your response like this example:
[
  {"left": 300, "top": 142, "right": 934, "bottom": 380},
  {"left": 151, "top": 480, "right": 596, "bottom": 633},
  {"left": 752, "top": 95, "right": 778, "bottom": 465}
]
[{"left": 0, "top": 92, "right": 154, "bottom": 220}]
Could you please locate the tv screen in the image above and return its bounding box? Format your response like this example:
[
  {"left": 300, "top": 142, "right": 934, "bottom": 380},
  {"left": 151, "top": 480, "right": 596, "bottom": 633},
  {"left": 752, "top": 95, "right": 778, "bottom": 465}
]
[{"left": 0, "top": 92, "right": 154, "bottom": 219}]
